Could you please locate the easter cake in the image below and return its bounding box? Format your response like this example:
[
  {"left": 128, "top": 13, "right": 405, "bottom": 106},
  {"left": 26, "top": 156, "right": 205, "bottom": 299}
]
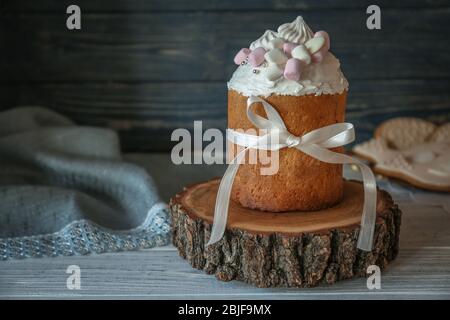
[
  {"left": 169, "top": 16, "right": 402, "bottom": 288},
  {"left": 228, "top": 16, "right": 349, "bottom": 211}
]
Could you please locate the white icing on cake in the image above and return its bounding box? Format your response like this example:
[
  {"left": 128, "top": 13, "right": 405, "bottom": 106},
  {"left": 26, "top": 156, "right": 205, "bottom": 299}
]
[{"left": 228, "top": 16, "right": 349, "bottom": 97}]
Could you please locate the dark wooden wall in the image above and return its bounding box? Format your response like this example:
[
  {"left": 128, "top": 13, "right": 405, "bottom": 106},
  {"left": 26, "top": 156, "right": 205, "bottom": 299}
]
[{"left": 1, "top": 0, "right": 449, "bottom": 151}]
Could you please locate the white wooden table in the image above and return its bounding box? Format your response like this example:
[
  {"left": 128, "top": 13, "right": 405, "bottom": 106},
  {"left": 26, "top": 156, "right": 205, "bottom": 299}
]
[{"left": 0, "top": 153, "right": 449, "bottom": 299}]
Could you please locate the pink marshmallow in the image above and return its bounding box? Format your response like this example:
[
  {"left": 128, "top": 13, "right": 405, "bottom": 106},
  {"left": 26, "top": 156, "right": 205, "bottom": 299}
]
[
  {"left": 233, "top": 48, "right": 251, "bottom": 65},
  {"left": 311, "top": 50, "right": 326, "bottom": 63},
  {"left": 311, "top": 31, "right": 330, "bottom": 64},
  {"left": 247, "top": 47, "right": 266, "bottom": 67},
  {"left": 283, "top": 42, "right": 298, "bottom": 56},
  {"left": 284, "top": 58, "right": 304, "bottom": 81},
  {"left": 314, "top": 31, "right": 330, "bottom": 51}
]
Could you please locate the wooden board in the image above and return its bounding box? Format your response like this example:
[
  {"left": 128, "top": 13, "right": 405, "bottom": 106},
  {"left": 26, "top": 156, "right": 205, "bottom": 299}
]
[
  {"left": 0, "top": 0, "right": 450, "bottom": 151},
  {"left": 1, "top": 79, "right": 448, "bottom": 151},
  {"left": 4, "top": 0, "right": 449, "bottom": 12},
  {"left": 2, "top": 10, "right": 449, "bottom": 83},
  {"left": 1, "top": 1, "right": 449, "bottom": 151},
  {"left": 170, "top": 179, "right": 402, "bottom": 287}
]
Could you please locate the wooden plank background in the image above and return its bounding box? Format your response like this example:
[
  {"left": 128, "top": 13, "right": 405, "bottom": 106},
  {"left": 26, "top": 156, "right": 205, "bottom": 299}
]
[{"left": 1, "top": 0, "right": 449, "bottom": 151}]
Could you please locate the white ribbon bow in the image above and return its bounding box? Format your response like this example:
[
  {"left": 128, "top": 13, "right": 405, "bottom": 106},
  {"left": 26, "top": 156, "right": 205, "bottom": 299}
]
[{"left": 207, "top": 96, "right": 377, "bottom": 251}]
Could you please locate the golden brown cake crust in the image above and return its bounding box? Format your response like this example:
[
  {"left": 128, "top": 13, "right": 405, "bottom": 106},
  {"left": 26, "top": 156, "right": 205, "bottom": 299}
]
[{"left": 228, "top": 89, "right": 347, "bottom": 212}]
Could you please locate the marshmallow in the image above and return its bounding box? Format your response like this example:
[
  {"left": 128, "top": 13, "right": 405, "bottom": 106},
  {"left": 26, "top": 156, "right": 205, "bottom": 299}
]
[
  {"left": 267, "top": 38, "right": 285, "bottom": 50},
  {"left": 233, "top": 48, "right": 251, "bottom": 65},
  {"left": 263, "top": 63, "right": 283, "bottom": 81},
  {"left": 311, "top": 31, "right": 330, "bottom": 63},
  {"left": 314, "top": 31, "right": 330, "bottom": 51},
  {"left": 311, "top": 50, "right": 326, "bottom": 63},
  {"left": 283, "top": 42, "right": 297, "bottom": 56},
  {"left": 248, "top": 47, "right": 266, "bottom": 67},
  {"left": 284, "top": 58, "right": 304, "bottom": 81},
  {"left": 291, "top": 44, "right": 311, "bottom": 65},
  {"left": 264, "top": 48, "right": 288, "bottom": 65},
  {"left": 305, "top": 36, "right": 325, "bottom": 54}
]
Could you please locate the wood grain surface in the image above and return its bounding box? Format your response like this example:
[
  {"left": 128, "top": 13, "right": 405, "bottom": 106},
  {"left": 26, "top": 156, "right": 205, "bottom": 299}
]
[
  {"left": 1, "top": 1, "right": 449, "bottom": 150},
  {"left": 177, "top": 180, "right": 388, "bottom": 233},
  {"left": 0, "top": 153, "right": 448, "bottom": 298}
]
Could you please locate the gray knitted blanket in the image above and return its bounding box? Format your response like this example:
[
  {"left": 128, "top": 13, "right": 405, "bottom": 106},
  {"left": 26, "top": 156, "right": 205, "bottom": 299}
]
[{"left": 0, "top": 107, "right": 171, "bottom": 260}]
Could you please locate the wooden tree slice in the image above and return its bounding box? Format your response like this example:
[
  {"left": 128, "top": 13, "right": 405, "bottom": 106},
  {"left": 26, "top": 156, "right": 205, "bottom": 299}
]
[{"left": 169, "top": 179, "right": 402, "bottom": 288}]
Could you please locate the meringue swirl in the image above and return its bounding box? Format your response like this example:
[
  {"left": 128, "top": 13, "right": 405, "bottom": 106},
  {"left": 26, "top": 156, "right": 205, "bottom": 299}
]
[
  {"left": 277, "top": 16, "right": 314, "bottom": 44},
  {"left": 249, "top": 30, "right": 279, "bottom": 50}
]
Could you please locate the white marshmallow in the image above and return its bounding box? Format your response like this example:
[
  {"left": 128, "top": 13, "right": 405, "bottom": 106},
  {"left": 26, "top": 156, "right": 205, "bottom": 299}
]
[
  {"left": 267, "top": 38, "right": 284, "bottom": 50},
  {"left": 305, "top": 36, "right": 325, "bottom": 54},
  {"left": 291, "top": 44, "right": 311, "bottom": 64},
  {"left": 263, "top": 63, "right": 283, "bottom": 81},
  {"left": 264, "top": 48, "right": 288, "bottom": 65}
]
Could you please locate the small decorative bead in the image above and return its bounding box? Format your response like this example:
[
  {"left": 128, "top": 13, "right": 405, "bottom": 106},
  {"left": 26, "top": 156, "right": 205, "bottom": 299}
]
[{"left": 253, "top": 69, "right": 259, "bottom": 74}]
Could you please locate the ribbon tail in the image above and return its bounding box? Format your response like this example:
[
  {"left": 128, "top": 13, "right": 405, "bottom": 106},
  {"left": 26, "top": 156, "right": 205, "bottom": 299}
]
[
  {"left": 299, "top": 145, "right": 377, "bottom": 251},
  {"left": 206, "top": 148, "right": 248, "bottom": 246},
  {"left": 355, "top": 161, "right": 377, "bottom": 251}
]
